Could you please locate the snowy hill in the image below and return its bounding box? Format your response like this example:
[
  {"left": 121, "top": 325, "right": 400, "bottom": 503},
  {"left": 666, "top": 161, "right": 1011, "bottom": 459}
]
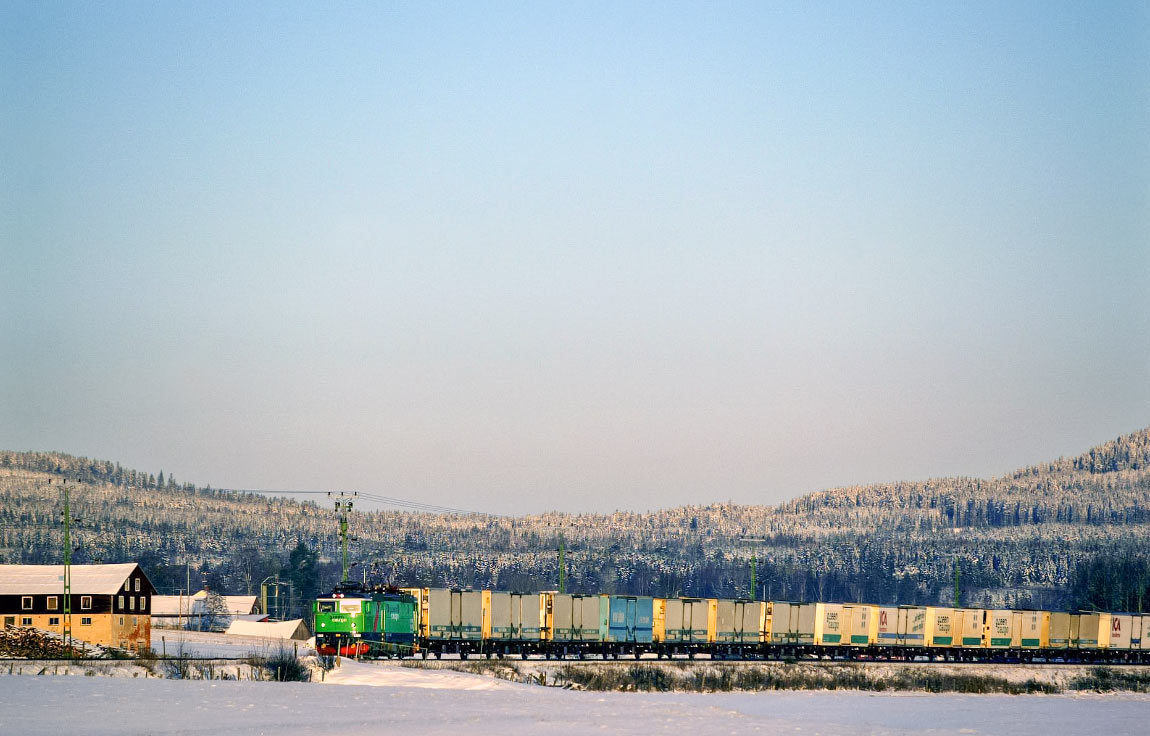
[{"left": 2, "top": 428, "right": 1148, "bottom": 610}]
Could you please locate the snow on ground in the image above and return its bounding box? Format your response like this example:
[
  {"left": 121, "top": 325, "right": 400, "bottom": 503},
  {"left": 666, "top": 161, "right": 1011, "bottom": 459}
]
[
  {"left": 318, "top": 657, "right": 519, "bottom": 690},
  {"left": 152, "top": 629, "right": 312, "bottom": 659},
  {"left": 2, "top": 664, "right": 1148, "bottom": 736}
]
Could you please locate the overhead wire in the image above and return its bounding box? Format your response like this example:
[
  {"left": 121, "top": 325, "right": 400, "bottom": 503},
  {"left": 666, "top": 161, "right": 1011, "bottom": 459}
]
[{"left": 212, "top": 487, "right": 491, "bottom": 516}]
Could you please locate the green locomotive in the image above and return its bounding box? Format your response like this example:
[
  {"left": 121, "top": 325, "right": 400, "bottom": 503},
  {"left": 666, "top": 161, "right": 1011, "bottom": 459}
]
[{"left": 313, "top": 582, "right": 418, "bottom": 657}]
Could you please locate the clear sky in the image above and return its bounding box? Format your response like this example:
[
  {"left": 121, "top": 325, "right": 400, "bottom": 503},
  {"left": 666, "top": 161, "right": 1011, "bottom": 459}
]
[{"left": 2, "top": 2, "right": 1148, "bottom": 515}]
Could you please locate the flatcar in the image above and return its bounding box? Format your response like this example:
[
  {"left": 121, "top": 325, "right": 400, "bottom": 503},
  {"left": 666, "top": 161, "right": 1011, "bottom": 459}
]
[{"left": 313, "top": 582, "right": 417, "bottom": 657}]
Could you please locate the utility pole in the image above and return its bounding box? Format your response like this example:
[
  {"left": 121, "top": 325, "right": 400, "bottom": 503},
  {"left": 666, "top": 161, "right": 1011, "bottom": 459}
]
[
  {"left": 558, "top": 535, "right": 567, "bottom": 594},
  {"left": 329, "top": 492, "right": 357, "bottom": 583},
  {"left": 750, "top": 555, "right": 757, "bottom": 601},
  {"left": 954, "top": 558, "right": 961, "bottom": 608},
  {"left": 58, "top": 479, "right": 73, "bottom": 655}
]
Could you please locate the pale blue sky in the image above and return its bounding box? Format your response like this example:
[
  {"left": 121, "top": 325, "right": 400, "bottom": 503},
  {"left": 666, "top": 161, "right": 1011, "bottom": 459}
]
[{"left": 2, "top": 2, "right": 1148, "bottom": 514}]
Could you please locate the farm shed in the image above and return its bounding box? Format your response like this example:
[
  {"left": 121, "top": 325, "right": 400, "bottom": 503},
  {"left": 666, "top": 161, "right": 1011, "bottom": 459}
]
[{"left": 225, "top": 618, "right": 310, "bottom": 640}]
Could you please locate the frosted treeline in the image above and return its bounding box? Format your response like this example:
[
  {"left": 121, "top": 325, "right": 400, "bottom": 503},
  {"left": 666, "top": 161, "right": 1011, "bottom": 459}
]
[{"left": 1, "top": 428, "right": 1148, "bottom": 610}]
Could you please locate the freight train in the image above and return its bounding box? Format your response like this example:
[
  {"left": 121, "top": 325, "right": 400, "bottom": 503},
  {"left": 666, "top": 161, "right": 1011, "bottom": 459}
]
[{"left": 313, "top": 585, "right": 1150, "bottom": 663}]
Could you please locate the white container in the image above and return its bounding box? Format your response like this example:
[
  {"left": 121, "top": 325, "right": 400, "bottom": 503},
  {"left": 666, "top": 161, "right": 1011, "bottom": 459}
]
[
  {"left": 876, "top": 606, "right": 899, "bottom": 646},
  {"left": 716, "top": 599, "right": 763, "bottom": 644},
  {"left": 1109, "top": 614, "right": 1134, "bottom": 650},
  {"left": 901, "top": 606, "right": 926, "bottom": 647}
]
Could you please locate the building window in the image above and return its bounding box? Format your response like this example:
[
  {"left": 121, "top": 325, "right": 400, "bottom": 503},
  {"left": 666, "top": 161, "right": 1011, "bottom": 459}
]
[
  {"left": 21, "top": 617, "right": 32, "bottom": 626},
  {"left": 140, "top": 597, "right": 147, "bottom": 612},
  {"left": 21, "top": 596, "right": 32, "bottom": 610},
  {"left": 47, "top": 596, "right": 58, "bottom": 610},
  {"left": 118, "top": 616, "right": 125, "bottom": 626},
  {"left": 81, "top": 617, "right": 92, "bottom": 626},
  {"left": 134, "top": 578, "right": 140, "bottom": 592},
  {"left": 118, "top": 595, "right": 124, "bottom": 610},
  {"left": 129, "top": 596, "right": 135, "bottom": 611},
  {"left": 132, "top": 616, "right": 137, "bottom": 626},
  {"left": 124, "top": 580, "right": 130, "bottom": 592},
  {"left": 81, "top": 596, "right": 92, "bottom": 610},
  {"left": 49, "top": 617, "right": 59, "bottom": 626}
]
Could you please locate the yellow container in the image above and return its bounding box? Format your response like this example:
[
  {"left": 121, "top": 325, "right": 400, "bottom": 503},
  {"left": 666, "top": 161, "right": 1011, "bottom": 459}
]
[
  {"left": 1049, "top": 612, "right": 1071, "bottom": 649},
  {"left": 652, "top": 598, "right": 666, "bottom": 643},
  {"left": 1015, "top": 610, "right": 1049, "bottom": 649},
  {"left": 925, "top": 607, "right": 956, "bottom": 647},
  {"left": 955, "top": 608, "right": 986, "bottom": 648},
  {"left": 813, "top": 603, "right": 845, "bottom": 646},
  {"left": 844, "top": 603, "right": 877, "bottom": 646}
]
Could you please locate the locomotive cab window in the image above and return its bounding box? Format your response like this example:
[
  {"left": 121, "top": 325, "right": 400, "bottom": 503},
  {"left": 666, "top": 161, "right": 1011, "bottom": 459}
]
[{"left": 318, "top": 601, "right": 337, "bottom": 613}]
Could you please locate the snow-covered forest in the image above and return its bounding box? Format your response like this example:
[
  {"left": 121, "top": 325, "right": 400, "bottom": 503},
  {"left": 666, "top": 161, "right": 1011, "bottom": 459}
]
[{"left": 2, "top": 428, "right": 1148, "bottom": 615}]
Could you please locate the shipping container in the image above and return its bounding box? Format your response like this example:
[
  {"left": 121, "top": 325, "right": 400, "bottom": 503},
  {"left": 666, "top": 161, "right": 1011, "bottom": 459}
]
[
  {"left": 794, "top": 603, "right": 816, "bottom": 645},
  {"left": 985, "top": 609, "right": 1014, "bottom": 648},
  {"left": 901, "top": 606, "right": 926, "bottom": 647},
  {"left": 876, "top": 606, "right": 899, "bottom": 646},
  {"left": 716, "top": 599, "right": 765, "bottom": 644},
  {"left": 488, "top": 592, "right": 546, "bottom": 641},
  {"left": 1015, "top": 610, "right": 1048, "bottom": 649},
  {"left": 1074, "top": 613, "right": 1111, "bottom": 649},
  {"left": 844, "top": 604, "right": 876, "bottom": 646},
  {"left": 604, "top": 595, "right": 654, "bottom": 643},
  {"left": 769, "top": 602, "right": 797, "bottom": 644},
  {"left": 1109, "top": 614, "right": 1133, "bottom": 650},
  {"left": 549, "top": 594, "right": 604, "bottom": 642},
  {"left": 1137, "top": 616, "right": 1150, "bottom": 650},
  {"left": 426, "top": 589, "right": 487, "bottom": 641},
  {"left": 652, "top": 598, "right": 666, "bottom": 643},
  {"left": 924, "top": 607, "right": 956, "bottom": 647},
  {"left": 663, "top": 598, "right": 716, "bottom": 643},
  {"left": 1049, "top": 612, "right": 1071, "bottom": 649},
  {"left": 813, "top": 603, "right": 845, "bottom": 646},
  {"left": 956, "top": 608, "right": 986, "bottom": 648}
]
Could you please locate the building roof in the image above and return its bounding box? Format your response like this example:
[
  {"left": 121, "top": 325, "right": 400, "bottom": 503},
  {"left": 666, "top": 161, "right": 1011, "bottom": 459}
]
[
  {"left": 190, "top": 592, "right": 259, "bottom": 616},
  {"left": 0, "top": 563, "right": 144, "bottom": 596},
  {"left": 225, "top": 618, "right": 310, "bottom": 640},
  {"left": 151, "top": 594, "right": 258, "bottom": 617}
]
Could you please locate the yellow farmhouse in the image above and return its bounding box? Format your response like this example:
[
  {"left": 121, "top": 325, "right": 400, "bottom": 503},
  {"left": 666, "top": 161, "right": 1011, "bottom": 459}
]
[{"left": 0, "top": 563, "right": 156, "bottom": 652}]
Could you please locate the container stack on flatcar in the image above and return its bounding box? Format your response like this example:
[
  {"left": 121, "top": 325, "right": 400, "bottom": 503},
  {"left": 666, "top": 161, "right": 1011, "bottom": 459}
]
[{"left": 313, "top": 583, "right": 1150, "bottom": 663}]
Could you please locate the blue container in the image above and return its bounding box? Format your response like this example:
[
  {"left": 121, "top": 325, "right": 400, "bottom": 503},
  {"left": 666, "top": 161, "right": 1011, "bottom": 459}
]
[{"left": 606, "top": 595, "right": 654, "bottom": 643}]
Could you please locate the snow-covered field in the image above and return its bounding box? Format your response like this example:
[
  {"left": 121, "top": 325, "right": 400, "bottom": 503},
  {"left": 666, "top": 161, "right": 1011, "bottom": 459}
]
[
  {"left": 2, "top": 657, "right": 1148, "bottom": 736},
  {"left": 151, "top": 629, "right": 313, "bottom": 659}
]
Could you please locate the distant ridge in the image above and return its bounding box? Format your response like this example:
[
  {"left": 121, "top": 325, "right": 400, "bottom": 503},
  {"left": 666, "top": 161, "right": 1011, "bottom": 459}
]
[{"left": 2, "top": 427, "right": 1148, "bottom": 612}]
